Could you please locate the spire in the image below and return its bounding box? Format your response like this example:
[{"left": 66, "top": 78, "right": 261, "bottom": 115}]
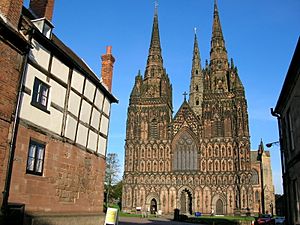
[
  {"left": 189, "top": 30, "right": 204, "bottom": 117},
  {"left": 257, "top": 139, "right": 264, "bottom": 161},
  {"left": 144, "top": 3, "right": 164, "bottom": 79},
  {"left": 191, "top": 29, "right": 202, "bottom": 77},
  {"left": 209, "top": 0, "right": 229, "bottom": 92},
  {"left": 210, "top": 0, "right": 228, "bottom": 71}
]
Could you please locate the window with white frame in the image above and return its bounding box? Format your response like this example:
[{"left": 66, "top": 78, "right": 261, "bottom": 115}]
[
  {"left": 31, "top": 77, "right": 50, "bottom": 112},
  {"left": 26, "top": 140, "right": 45, "bottom": 175}
]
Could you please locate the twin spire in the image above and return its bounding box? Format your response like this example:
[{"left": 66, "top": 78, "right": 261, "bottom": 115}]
[
  {"left": 145, "top": 1, "right": 231, "bottom": 84},
  {"left": 144, "top": 2, "right": 164, "bottom": 79}
]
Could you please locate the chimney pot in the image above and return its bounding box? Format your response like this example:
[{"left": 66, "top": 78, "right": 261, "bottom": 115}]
[{"left": 106, "top": 46, "right": 112, "bottom": 54}]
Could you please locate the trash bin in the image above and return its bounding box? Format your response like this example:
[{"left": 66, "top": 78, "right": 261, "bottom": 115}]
[
  {"left": 7, "top": 203, "right": 25, "bottom": 225},
  {"left": 174, "top": 208, "right": 180, "bottom": 221},
  {"left": 195, "top": 212, "right": 201, "bottom": 217}
]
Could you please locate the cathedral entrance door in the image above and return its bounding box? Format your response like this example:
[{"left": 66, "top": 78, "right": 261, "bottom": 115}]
[
  {"left": 180, "top": 189, "right": 192, "bottom": 214},
  {"left": 216, "top": 199, "right": 224, "bottom": 215},
  {"left": 150, "top": 198, "right": 157, "bottom": 214}
]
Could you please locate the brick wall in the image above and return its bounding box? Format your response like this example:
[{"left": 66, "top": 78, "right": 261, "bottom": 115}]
[
  {"left": 9, "top": 125, "right": 105, "bottom": 214},
  {"left": 0, "top": 0, "right": 23, "bottom": 27},
  {"left": 0, "top": 40, "right": 23, "bottom": 204}
]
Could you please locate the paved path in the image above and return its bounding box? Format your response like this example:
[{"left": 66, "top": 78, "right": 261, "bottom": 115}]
[{"left": 119, "top": 216, "right": 195, "bottom": 225}]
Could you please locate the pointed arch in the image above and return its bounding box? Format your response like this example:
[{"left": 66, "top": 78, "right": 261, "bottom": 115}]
[
  {"left": 172, "top": 128, "right": 199, "bottom": 171},
  {"left": 212, "top": 193, "right": 227, "bottom": 215}
]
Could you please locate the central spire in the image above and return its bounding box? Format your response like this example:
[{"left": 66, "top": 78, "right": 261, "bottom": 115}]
[
  {"left": 144, "top": 2, "right": 164, "bottom": 79},
  {"left": 192, "top": 30, "right": 202, "bottom": 76}
]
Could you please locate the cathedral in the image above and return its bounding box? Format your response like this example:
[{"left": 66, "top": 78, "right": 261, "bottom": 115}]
[{"left": 122, "top": 2, "right": 274, "bottom": 216}]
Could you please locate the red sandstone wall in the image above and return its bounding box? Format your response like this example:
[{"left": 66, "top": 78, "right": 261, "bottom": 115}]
[{"left": 9, "top": 125, "right": 105, "bottom": 214}]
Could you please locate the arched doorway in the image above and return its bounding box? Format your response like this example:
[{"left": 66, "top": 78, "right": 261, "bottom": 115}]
[
  {"left": 216, "top": 199, "right": 224, "bottom": 215},
  {"left": 180, "top": 189, "right": 192, "bottom": 214},
  {"left": 150, "top": 198, "right": 157, "bottom": 214}
]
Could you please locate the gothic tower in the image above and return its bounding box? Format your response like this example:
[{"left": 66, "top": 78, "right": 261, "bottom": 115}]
[
  {"left": 123, "top": 1, "right": 258, "bottom": 216},
  {"left": 123, "top": 6, "right": 173, "bottom": 213},
  {"left": 198, "top": 0, "right": 251, "bottom": 214}
]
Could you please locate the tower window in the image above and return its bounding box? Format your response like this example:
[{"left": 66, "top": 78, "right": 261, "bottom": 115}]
[
  {"left": 195, "top": 85, "right": 199, "bottom": 91},
  {"left": 196, "top": 98, "right": 199, "bottom": 106},
  {"left": 196, "top": 70, "right": 198, "bottom": 75}
]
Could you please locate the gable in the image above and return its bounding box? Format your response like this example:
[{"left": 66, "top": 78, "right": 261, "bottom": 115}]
[{"left": 173, "top": 101, "right": 200, "bottom": 137}]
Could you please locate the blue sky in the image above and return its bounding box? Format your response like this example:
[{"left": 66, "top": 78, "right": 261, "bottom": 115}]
[{"left": 24, "top": 0, "right": 300, "bottom": 194}]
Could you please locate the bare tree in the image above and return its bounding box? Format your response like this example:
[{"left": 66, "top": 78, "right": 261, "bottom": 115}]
[{"left": 105, "top": 153, "right": 120, "bottom": 207}]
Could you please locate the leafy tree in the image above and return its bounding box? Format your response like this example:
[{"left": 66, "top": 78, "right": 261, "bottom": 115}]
[
  {"left": 110, "top": 181, "right": 122, "bottom": 202},
  {"left": 105, "top": 153, "right": 121, "bottom": 207}
]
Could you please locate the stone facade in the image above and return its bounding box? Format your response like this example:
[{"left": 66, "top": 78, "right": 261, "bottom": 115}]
[{"left": 122, "top": 2, "right": 274, "bottom": 216}]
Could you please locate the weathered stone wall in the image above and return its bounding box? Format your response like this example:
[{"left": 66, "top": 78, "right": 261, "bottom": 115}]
[{"left": 9, "top": 124, "right": 105, "bottom": 214}]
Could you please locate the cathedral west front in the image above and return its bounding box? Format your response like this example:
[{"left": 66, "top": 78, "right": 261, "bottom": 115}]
[{"left": 122, "top": 1, "right": 275, "bottom": 216}]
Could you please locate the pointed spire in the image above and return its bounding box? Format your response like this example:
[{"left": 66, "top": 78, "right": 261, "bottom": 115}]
[
  {"left": 210, "top": 0, "right": 228, "bottom": 72},
  {"left": 189, "top": 30, "right": 204, "bottom": 117},
  {"left": 144, "top": 2, "right": 164, "bottom": 79},
  {"left": 191, "top": 28, "right": 202, "bottom": 76},
  {"left": 257, "top": 139, "right": 264, "bottom": 161}
]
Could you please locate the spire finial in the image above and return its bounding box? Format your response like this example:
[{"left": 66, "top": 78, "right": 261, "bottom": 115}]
[
  {"left": 214, "top": 0, "right": 218, "bottom": 7},
  {"left": 194, "top": 27, "right": 197, "bottom": 35},
  {"left": 155, "top": 0, "right": 158, "bottom": 15}
]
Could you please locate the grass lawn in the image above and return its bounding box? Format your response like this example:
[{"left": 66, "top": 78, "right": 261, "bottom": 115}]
[{"left": 187, "top": 215, "right": 255, "bottom": 225}]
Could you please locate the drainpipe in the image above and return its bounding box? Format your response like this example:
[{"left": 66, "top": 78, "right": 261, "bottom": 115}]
[
  {"left": 1, "top": 43, "right": 30, "bottom": 216},
  {"left": 270, "top": 108, "right": 288, "bottom": 222}
]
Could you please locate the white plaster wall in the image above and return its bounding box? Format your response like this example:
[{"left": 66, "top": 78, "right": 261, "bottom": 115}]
[
  {"left": 68, "top": 91, "right": 81, "bottom": 116},
  {"left": 76, "top": 123, "right": 88, "bottom": 147},
  {"left": 20, "top": 65, "right": 63, "bottom": 135},
  {"left": 98, "top": 135, "right": 107, "bottom": 155},
  {"left": 51, "top": 56, "right": 69, "bottom": 83},
  {"left": 65, "top": 115, "right": 77, "bottom": 141},
  {"left": 100, "top": 115, "right": 109, "bottom": 136},
  {"left": 29, "top": 39, "right": 50, "bottom": 70},
  {"left": 87, "top": 130, "right": 98, "bottom": 152},
  {"left": 50, "top": 80, "right": 66, "bottom": 108},
  {"left": 71, "top": 70, "right": 84, "bottom": 93},
  {"left": 103, "top": 97, "right": 111, "bottom": 116},
  {"left": 95, "top": 89, "right": 104, "bottom": 110},
  {"left": 84, "top": 79, "right": 95, "bottom": 102},
  {"left": 80, "top": 100, "right": 92, "bottom": 124},
  {"left": 91, "top": 108, "right": 100, "bottom": 130}
]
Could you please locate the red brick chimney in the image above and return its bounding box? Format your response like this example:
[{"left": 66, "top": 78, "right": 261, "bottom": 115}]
[
  {"left": 0, "top": 0, "right": 23, "bottom": 27},
  {"left": 29, "top": 0, "right": 55, "bottom": 21},
  {"left": 101, "top": 46, "right": 115, "bottom": 92}
]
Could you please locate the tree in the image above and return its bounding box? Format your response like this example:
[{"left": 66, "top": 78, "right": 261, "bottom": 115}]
[
  {"left": 105, "top": 153, "right": 121, "bottom": 207},
  {"left": 110, "top": 181, "right": 122, "bottom": 201}
]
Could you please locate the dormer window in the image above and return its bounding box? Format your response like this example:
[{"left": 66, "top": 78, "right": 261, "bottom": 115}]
[{"left": 32, "top": 18, "right": 54, "bottom": 39}]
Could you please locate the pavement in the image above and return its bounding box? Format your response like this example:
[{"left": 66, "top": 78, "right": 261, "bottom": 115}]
[{"left": 118, "top": 216, "right": 198, "bottom": 225}]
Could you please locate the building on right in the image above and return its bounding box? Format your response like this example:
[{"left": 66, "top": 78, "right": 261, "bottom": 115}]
[{"left": 272, "top": 37, "right": 300, "bottom": 225}]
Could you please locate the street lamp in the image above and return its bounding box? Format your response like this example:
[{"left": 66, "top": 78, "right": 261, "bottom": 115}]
[
  {"left": 257, "top": 140, "right": 265, "bottom": 215},
  {"left": 266, "top": 141, "right": 279, "bottom": 148}
]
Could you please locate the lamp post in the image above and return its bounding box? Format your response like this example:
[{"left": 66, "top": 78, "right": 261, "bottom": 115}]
[{"left": 257, "top": 141, "right": 265, "bottom": 214}]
